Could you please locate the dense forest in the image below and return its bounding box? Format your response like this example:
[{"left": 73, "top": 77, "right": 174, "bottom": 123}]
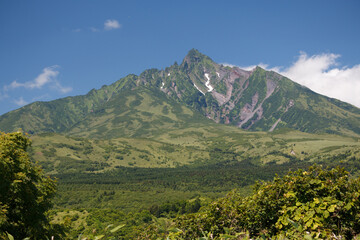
[{"left": 2, "top": 131, "right": 360, "bottom": 239}]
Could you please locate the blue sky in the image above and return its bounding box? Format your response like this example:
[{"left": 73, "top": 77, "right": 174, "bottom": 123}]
[{"left": 1, "top": 0, "right": 360, "bottom": 115}]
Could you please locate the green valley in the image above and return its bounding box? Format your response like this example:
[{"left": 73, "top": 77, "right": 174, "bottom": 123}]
[{"left": 1, "top": 49, "right": 360, "bottom": 239}]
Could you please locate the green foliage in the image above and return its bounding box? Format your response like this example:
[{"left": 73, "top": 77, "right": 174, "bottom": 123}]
[
  {"left": 172, "top": 165, "right": 360, "bottom": 239},
  {"left": 214, "top": 80, "right": 227, "bottom": 95},
  {"left": 149, "top": 198, "right": 202, "bottom": 218},
  {"left": 0, "top": 131, "right": 60, "bottom": 239},
  {"left": 53, "top": 161, "right": 308, "bottom": 211},
  {"left": 136, "top": 218, "right": 182, "bottom": 240},
  {"left": 275, "top": 166, "right": 360, "bottom": 239},
  {"left": 79, "top": 223, "right": 125, "bottom": 240}
]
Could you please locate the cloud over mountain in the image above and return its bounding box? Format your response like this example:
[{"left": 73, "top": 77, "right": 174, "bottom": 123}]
[
  {"left": 280, "top": 52, "right": 360, "bottom": 108},
  {"left": 14, "top": 97, "right": 27, "bottom": 106},
  {"left": 237, "top": 52, "right": 360, "bottom": 108}
]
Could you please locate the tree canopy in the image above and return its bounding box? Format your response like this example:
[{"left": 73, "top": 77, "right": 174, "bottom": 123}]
[
  {"left": 142, "top": 165, "right": 360, "bottom": 239},
  {"left": 0, "top": 131, "right": 57, "bottom": 239}
]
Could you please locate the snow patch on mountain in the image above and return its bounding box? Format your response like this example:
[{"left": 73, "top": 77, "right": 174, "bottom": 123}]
[
  {"left": 194, "top": 83, "right": 205, "bottom": 95},
  {"left": 204, "top": 73, "right": 213, "bottom": 92}
]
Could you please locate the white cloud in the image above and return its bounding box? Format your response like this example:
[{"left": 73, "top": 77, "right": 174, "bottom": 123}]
[
  {"left": 221, "top": 63, "right": 238, "bottom": 68},
  {"left": 104, "top": 19, "right": 121, "bottom": 30},
  {"left": 53, "top": 81, "right": 73, "bottom": 94},
  {"left": 9, "top": 66, "right": 59, "bottom": 89},
  {"left": 6, "top": 66, "right": 72, "bottom": 94},
  {"left": 14, "top": 97, "right": 28, "bottom": 106},
  {"left": 90, "top": 27, "right": 100, "bottom": 32},
  {"left": 230, "top": 53, "right": 360, "bottom": 108},
  {"left": 279, "top": 52, "right": 360, "bottom": 108},
  {"left": 221, "top": 62, "right": 281, "bottom": 72},
  {"left": 84, "top": 20, "right": 122, "bottom": 33}
]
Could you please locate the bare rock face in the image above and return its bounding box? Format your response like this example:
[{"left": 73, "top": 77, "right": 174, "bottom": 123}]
[{"left": 171, "top": 53, "right": 285, "bottom": 129}]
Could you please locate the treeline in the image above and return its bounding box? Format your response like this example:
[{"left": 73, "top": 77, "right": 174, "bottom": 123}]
[
  {"left": 52, "top": 152, "right": 360, "bottom": 212},
  {"left": 55, "top": 159, "right": 310, "bottom": 189},
  {"left": 52, "top": 159, "right": 311, "bottom": 210}
]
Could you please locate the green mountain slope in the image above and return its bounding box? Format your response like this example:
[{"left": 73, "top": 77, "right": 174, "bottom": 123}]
[
  {"left": 30, "top": 126, "right": 360, "bottom": 174},
  {"left": 1, "top": 49, "right": 360, "bottom": 137},
  {"left": 66, "top": 86, "right": 210, "bottom": 139},
  {"left": 0, "top": 74, "right": 137, "bottom": 134}
]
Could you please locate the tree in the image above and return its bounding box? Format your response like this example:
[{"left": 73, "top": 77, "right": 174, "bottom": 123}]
[
  {"left": 174, "top": 165, "right": 360, "bottom": 239},
  {"left": 0, "top": 131, "right": 57, "bottom": 239}
]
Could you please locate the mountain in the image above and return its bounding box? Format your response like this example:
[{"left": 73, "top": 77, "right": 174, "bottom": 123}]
[{"left": 1, "top": 49, "right": 360, "bottom": 137}]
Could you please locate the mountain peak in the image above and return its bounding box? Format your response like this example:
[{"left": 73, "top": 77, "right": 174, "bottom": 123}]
[
  {"left": 183, "top": 49, "right": 212, "bottom": 64},
  {"left": 186, "top": 48, "right": 203, "bottom": 58},
  {"left": 1, "top": 50, "right": 360, "bottom": 137},
  {"left": 181, "top": 49, "right": 215, "bottom": 73}
]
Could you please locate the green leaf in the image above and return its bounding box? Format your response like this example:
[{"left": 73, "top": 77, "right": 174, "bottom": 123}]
[
  {"left": 77, "top": 233, "right": 83, "bottom": 240},
  {"left": 168, "top": 227, "right": 182, "bottom": 233},
  {"left": 312, "top": 222, "right": 319, "bottom": 230},
  {"left": 307, "top": 210, "right": 315, "bottom": 218},
  {"left": 328, "top": 205, "right": 336, "bottom": 213},
  {"left": 110, "top": 224, "right": 126, "bottom": 233},
  {"left": 94, "top": 235, "right": 105, "bottom": 240},
  {"left": 345, "top": 202, "right": 352, "bottom": 211},
  {"left": 304, "top": 234, "right": 313, "bottom": 240},
  {"left": 6, "top": 232, "right": 14, "bottom": 240},
  {"left": 284, "top": 191, "right": 296, "bottom": 198},
  {"left": 105, "top": 224, "right": 114, "bottom": 231},
  {"left": 287, "top": 218, "right": 299, "bottom": 230},
  {"left": 305, "top": 219, "right": 313, "bottom": 227}
]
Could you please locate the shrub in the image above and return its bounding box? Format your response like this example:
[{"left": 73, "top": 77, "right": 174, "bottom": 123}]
[{"left": 175, "top": 165, "right": 360, "bottom": 239}]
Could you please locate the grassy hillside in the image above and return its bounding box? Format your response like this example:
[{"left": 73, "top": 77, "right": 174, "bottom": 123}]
[
  {"left": 65, "top": 86, "right": 209, "bottom": 139},
  {"left": 27, "top": 124, "right": 360, "bottom": 214},
  {"left": 0, "top": 74, "right": 137, "bottom": 134},
  {"left": 30, "top": 127, "right": 360, "bottom": 175}
]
